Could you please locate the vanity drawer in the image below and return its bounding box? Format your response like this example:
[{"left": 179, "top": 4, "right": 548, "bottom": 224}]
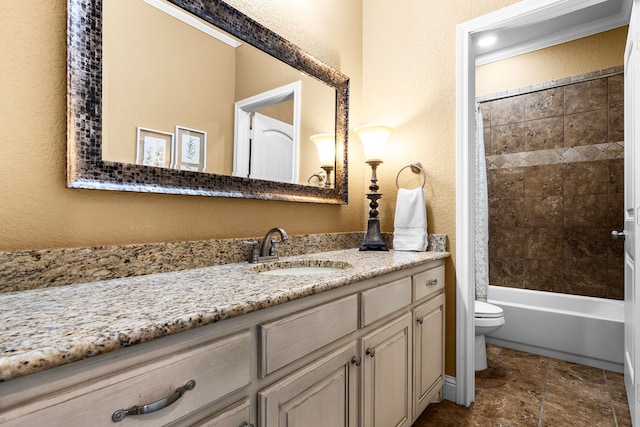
[
  {"left": 5, "top": 331, "right": 251, "bottom": 427},
  {"left": 259, "top": 295, "right": 358, "bottom": 377},
  {"left": 360, "top": 277, "right": 412, "bottom": 327},
  {"left": 413, "top": 265, "right": 445, "bottom": 302}
]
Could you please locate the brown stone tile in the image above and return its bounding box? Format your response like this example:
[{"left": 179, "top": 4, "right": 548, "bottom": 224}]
[
  {"left": 564, "top": 110, "right": 608, "bottom": 147},
  {"left": 614, "top": 402, "right": 633, "bottom": 427},
  {"left": 491, "top": 95, "right": 525, "bottom": 126},
  {"left": 563, "top": 228, "right": 607, "bottom": 262},
  {"left": 524, "top": 260, "right": 564, "bottom": 292},
  {"left": 605, "top": 370, "right": 625, "bottom": 383},
  {"left": 542, "top": 406, "right": 615, "bottom": 427},
  {"left": 488, "top": 168, "right": 525, "bottom": 198},
  {"left": 548, "top": 358, "right": 607, "bottom": 386},
  {"left": 609, "top": 74, "right": 624, "bottom": 108},
  {"left": 525, "top": 117, "right": 564, "bottom": 151},
  {"left": 524, "top": 164, "right": 563, "bottom": 196},
  {"left": 490, "top": 258, "right": 524, "bottom": 288},
  {"left": 485, "top": 344, "right": 502, "bottom": 366},
  {"left": 608, "top": 375, "right": 628, "bottom": 405},
  {"left": 470, "top": 388, "right": 541, "bottom": 425},
  {"left": 544, "top": 384, "right": 614, "bottom": 425},
  {"left": 483, "top": 126, "right": 491, "bottom": 155},
  {"left": 489, "top": 227, "right": 525, "bottom": 259},
  {"left": 525, "top": 87, "right": 564, "bottom": 120},
  {"left": 607, "top": 265, "right": 624, "bottom": 300},
  {"left": 491, "top": 122, "right": 525, "bottom": 155},
  {"left": 609, "top": 159, "right": 624, "bottom": 193},
  {"left": 603, "top": 193, "right": 624, "bottom": 230},
  {"left": 564, "top": 161, "right": 608, "bottom": 195},
  {"left": 524, "top": 196, "right": 563, "bottom": 227},
  {"left": 524, "top": 228, "right": 563, "bottom": 259},
  {"left": 413, "top": 400, "right": 467, "bottom": 427},
  {"left": 607, "top": 237, "right": 625, "bottom": 266},
  {"left": 480, "top": 102, "right": 491, "bottom": 129},
  {"left": 565, "top": 78, "right": 608, "bottom": 114},
  {"left": 489, "top": 197, "right": 525, "bottom": 227},
  {"left": 609, "top": 105, "right": 624, "bottom": 143},
  {"left": 608, "top": 193, "right": 624, "bottom": 229},
  {"left": 461, "top": 412, "right": 494, "bottom": 427},
  {"left": 564, "top": 194, "right": 609, "bottom": 228},
  {"left": 564, "top": 260, "right": 608, "bottom": 297},
  {"left": 495, "top": 347, "right": 549, "bottom": 379}
]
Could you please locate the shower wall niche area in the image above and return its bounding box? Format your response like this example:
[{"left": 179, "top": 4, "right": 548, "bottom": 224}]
[{"left": 478, "top": 68, "right": 624, "bottom": 300}]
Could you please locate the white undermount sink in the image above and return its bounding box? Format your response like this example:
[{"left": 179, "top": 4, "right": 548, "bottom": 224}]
[{"left": 251, "top": 260, "right": 352, "bottom": 276}]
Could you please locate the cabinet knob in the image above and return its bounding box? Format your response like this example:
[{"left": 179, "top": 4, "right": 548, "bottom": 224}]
[
  {"left": 426, "top": 279, "right": 438, "bottom": 286},
  {"left": 239, "top": 423, "right": 255, "bottom": 427},
  {"left": 351, "top": 355, "right": 361, "bottom": 366},
  {"left": 366, "top": 347, "right": 376, "bottom": 357},
  {"left": 417, "top": 317, "right": 424, "bottom": 324}
]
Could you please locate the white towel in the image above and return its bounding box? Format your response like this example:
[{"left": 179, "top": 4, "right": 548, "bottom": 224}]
[{"left": 393, "top": 187, "right": 428, "bottom": 251}]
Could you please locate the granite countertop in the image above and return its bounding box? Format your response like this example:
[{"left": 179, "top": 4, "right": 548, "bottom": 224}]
[{"left": 0, "top": 249, "right": 449, "bottom": 382}]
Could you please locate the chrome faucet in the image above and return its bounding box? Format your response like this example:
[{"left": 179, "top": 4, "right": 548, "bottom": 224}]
[{"left": 242, "top": 227, "right": 289, "bottom": 263}]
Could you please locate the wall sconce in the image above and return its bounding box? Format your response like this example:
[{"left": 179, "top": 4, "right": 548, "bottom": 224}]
[
  {"left": 355, "top": 124, "right": 394, "bottom": 251},
  {"left": 310, "top": 134, "right": 335, "bottom": 187}
]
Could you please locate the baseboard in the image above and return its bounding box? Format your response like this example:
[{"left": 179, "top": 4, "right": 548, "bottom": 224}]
[{"left": 442, "top": 375, "right": 457, "bottom": 402}]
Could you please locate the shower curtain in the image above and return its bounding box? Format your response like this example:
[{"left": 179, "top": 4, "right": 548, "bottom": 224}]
[{"left": 475, "top": 103, "right": 489, "bottom": 302}]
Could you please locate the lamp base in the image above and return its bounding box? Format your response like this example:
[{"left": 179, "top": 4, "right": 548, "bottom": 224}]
[
  {"left": 360, "top": 218, "right": 389, "bottom": 251},
  {"left": 320, "top": 165, "right": 334, "bottom": 187}
]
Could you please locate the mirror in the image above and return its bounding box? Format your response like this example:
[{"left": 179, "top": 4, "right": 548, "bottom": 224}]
[{"left": 67, "top": 0, "right": 349, "bottom": 204}]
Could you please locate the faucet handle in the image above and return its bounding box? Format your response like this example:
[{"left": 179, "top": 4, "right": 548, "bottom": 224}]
[
  {"left": 268, "top": 235, "right": 289, "bottom": 256},
  {"left": 241, "top": 240, "right": 259, "bottom": 263}
]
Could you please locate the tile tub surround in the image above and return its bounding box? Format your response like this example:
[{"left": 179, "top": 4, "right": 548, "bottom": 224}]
[
  {"left": 0, "top": 233, "right": 447, "bottom": 294},
  {"left": 478, "top": 68, "right": 624, "bottom": 300},
  {"left": 0, "top": 248, "right": 449, "bottom": 382}
]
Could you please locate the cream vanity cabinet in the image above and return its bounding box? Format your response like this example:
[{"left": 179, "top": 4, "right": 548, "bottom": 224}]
[
  {"left": 0, "top": 331, "right": 254, "bottom": 427},
  {"left": 258, "top": 260, "right": 445, "bottom": 427},
  {"left": 0, "top": 259, "right": 445, "bottom": 427}
]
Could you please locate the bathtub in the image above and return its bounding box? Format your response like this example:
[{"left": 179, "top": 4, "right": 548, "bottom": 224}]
[{"left": 485, "top": 285, "right": 624, "bottom": 372}]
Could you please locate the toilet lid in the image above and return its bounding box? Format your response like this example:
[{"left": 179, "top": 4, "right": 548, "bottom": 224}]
[{"left": 475, "top": 301, "right": 503, "bottom": 318}]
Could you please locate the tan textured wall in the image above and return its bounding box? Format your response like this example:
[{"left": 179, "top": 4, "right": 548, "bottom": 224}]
[
  {"left": 0, "top": 0, "right": 363, "bottom": 251},
  {"left": 362, "top": 0, "right": 521, "bottom": 379},
  {"left": 102, "top": 0, "right": 236, "bottom": 173}
]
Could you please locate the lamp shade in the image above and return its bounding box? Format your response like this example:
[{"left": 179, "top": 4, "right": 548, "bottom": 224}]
[
  {"left": 354, "top": 124, "right": 394, "bottom": 162},
  {"left": 310, "top": 134, "right": 335, "bottom": 167}
]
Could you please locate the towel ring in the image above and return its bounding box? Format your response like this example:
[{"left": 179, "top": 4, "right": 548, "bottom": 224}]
[{"left": 396, "top": 161, "right": 426, "bottom": 189}]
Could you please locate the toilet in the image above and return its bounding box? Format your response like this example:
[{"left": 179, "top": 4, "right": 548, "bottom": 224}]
[{"left": 474, "top": 300, "right": 505, "bottom": 370}]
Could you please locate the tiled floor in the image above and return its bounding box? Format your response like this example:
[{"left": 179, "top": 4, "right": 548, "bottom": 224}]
[{"left": 413, "top": 345, "right": 632, "bottom": 426}]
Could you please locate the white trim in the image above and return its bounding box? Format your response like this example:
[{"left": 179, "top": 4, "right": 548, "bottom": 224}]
[
  {"left": 455, "top": 19, "right": 477, "bottom": 408},
  {"left": 455, "top": 0, "right": 632, "bottom": 408},
  {"left": 442, "top": 375, "right": 457, "bottom": 403},
  {"left": 232, "top": 81, "right": 302, "bottom": 179},
  {"left": 143, "top": 0, "right": 242, "bottom": 48},
  {"left": 471, "top": 0, "right": 631, "bottom": 64}
]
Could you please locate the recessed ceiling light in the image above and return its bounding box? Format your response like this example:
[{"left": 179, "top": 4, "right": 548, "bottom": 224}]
[{"left": 477, "top": 35, "right": 497, "bottom": 47}]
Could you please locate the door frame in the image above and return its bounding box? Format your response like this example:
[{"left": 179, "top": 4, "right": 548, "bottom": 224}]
[
  {"left": 232, "top": 80, "right": 301, "bottom": 178},
  {"left": 455, "top": 0, "right": 631, "bottom": 406}
]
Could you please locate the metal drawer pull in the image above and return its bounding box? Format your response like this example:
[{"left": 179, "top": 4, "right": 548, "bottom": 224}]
[
  {"left": 366, "top": 347, "right": 376, "bottom": 357},
  {"left": 239, "top": 423, "right": 255, "bottom": 427},
  {"left": 426, "top": 279, "right": 438, "bottom": 286},
  {"left": 351, "top": 355, "right": 362, "bottom": 366},
  {"left": 417, "top": 317, "right": 424, "bottom": 324},
  {"left": 111, "top": 379, "right": 196, "bottom": 422}
]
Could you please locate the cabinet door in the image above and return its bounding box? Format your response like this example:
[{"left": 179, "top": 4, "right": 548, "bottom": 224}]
[
  {"left": 259, "top": 343, "right": 359, "bottom": 427},
  {"left": 361, "top": 313, "right": 412, "bottom": 427},
  {"left": 413, "top": 294, "right": 445, "bottom": 419}
]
